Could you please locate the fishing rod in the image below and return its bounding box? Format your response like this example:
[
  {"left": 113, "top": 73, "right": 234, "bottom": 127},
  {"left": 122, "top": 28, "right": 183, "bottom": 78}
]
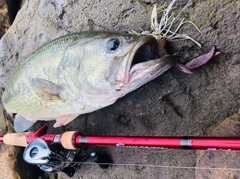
[{"left": 1, "top": 125, "right": 240, "bottom": 177}]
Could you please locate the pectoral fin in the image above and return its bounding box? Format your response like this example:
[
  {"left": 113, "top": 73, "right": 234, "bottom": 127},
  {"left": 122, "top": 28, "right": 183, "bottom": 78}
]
[
  {"left": 53, "top": 114, "right": 79, "bottom": 127},
  {"left": 14, "top": 114, "right": 36, "bottom": 132},
  {"left": 31, "top": 78, "right": 64, "bottom": 101}
]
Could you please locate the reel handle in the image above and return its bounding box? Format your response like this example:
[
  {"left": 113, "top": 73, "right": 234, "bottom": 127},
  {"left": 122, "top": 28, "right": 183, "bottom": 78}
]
[{"left": 90, "top": 152, "right": 112, "bottom": 169}]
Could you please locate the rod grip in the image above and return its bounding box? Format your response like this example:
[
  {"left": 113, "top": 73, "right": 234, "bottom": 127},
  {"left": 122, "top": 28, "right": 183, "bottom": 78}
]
[
  {"left": 61, "top": 131, "right": 78, "bottom": 150},
  {"left": 3, "top": 132, "right": 32, "bottom": 147}
]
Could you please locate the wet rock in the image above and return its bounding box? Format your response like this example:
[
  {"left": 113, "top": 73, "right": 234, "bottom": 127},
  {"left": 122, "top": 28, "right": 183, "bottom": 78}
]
[{"left": 196, "top": 110, "right": 240, "bottom": 179}]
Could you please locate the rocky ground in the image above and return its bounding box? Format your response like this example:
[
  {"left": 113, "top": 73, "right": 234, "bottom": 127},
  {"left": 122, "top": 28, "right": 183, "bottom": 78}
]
[{"left": 0, "top": 0, "right": 240, "bottom": 178}]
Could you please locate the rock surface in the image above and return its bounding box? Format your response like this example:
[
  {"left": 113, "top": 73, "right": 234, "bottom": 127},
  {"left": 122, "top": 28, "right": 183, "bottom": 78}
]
[
  {"left": 0, "top": 89, "right": 21, "bottom": 179},
  {"left": 196, "top": 110, "right": 240, "bottom": 179},
  {"left": 0, "top": 0, "right": 239, "bottom": 178},
  {"left": 0, "top": 0, "right": 10, "bottom": 37}
]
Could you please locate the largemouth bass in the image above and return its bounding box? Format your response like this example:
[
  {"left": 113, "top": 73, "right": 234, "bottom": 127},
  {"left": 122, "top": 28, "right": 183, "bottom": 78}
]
[{"left": 2, "top": 31, "right": 174, "bottom": 132}]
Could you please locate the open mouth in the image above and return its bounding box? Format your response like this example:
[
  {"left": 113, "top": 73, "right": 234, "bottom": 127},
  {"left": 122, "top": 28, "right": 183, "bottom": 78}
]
[
  {"left": 126, "top": 36, "right": 173, "bottom": 84},
  {"left": 125, "top": 37, "right": 158, "bottom": 82},
  {"left": 131, "top": 38, "right": 158, "bottom": 67},
  {"left": 110, "top": 35, "right": 173, "bottom": 85}
]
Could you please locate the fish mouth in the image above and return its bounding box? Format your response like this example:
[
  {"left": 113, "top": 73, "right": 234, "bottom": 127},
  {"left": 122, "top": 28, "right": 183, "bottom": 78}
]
[
  {"left": 131, "top": 37, "right": 158, "bottom": 67},
  {"left": 127, "top": 36, "right": 174, "bottom": 84}
]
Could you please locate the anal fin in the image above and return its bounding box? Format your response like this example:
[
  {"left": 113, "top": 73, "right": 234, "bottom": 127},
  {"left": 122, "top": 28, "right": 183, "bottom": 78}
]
[{"left": 14, "top": 114, "right": 36, "bottom": 132}]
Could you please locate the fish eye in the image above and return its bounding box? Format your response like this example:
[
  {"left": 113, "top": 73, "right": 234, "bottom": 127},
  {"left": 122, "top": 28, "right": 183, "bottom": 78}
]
[{"left": 107, "top": 38, "right": 120, "bottom": 51}]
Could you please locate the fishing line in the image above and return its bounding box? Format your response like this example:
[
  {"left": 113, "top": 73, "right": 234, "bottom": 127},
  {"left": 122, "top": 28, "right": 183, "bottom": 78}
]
[{"left": 64, "top": 161, "right": 240, "bottom": 171}]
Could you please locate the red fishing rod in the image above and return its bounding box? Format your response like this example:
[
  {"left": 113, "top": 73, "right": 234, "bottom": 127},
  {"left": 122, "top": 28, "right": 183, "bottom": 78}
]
[
  {"left": 1, "top": 125, "right": 240, "bottom": 176},
  {"left": 2, "top": 125, "right": 240, "bottom": 150}
]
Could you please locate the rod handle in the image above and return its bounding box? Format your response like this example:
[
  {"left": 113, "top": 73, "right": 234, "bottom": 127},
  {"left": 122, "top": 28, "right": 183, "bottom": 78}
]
[
  {"left": 3, "top": 132, "right": 32, "bottom": 147},
  {"left": 61, "top": 131, "right": 79, "bottom": 150}
]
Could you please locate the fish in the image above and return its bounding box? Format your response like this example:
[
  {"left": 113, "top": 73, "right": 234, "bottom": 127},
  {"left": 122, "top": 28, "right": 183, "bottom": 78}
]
[{"left": 2, "top": 31, "right": 175, "bottom": 132}]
